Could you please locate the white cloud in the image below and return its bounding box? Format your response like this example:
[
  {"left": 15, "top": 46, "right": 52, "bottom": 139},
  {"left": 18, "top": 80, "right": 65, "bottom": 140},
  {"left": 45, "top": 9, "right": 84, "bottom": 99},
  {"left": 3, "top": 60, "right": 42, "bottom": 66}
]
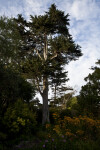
[
  {"left": 23, "top": 0, "right": 45, "bottom": 18},
  {"left": 64, "top": 0, "right": 100, "bottom": 94},
  {"left": 0, "top": 0, "right": 23, "bottom": 17},
  {"left": 23, "top": 0, "right": 55, "bottom": 19},
  {"left": 70, "top": 0, "right": 100, "bottom": 20}
]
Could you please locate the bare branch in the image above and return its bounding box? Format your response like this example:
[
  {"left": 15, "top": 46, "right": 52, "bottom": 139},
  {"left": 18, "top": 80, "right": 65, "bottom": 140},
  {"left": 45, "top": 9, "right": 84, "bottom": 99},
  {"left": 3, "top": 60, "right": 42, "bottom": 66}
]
[
  {"left": 50, "top": 53, "right": 57, "bottom": 60},
  {"left": 36, "top": 48, "right": 43, "bottom": 61},
  {"left": 43, "top": 34, "right": 48, "bottom": 61}
]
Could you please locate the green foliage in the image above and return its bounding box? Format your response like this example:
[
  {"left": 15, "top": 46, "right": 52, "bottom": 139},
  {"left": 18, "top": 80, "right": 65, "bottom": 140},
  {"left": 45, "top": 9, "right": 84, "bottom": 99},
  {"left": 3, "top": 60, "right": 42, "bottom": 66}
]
[
  {"left": 0, "top": 132, "right": 7, "bottom": 141},
  {"left": 60, "top": 109, "right": 74, "bottom": 118},
  {"left": 78, "top": 60, "right": 100, "bottom": 117},
  {"left": 0, "top": 63, "right": 35, "bottom": 113},
  {"left": 14, "top": 4, "right": 82, "bottom": 90},
  {"left": 3, "top": 99, "right": 37, "bottom": 136},
  {"left": 0, "top": 16, "right": 21, "bottom": 66},
  {"left": 66, "top": 97, "right": 77, "bottom": 109}
]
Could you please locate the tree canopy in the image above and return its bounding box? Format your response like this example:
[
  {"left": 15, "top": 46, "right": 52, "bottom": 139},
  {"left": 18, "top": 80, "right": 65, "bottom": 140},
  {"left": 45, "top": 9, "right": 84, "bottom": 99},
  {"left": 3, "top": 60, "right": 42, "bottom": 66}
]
[
  {"left": 0, "top": 16, "right": 22, "bottom": 67},
  {"left": 78, "top": 60, "right": 100, "bottom": 116},
  {"left": 0, "top": 63, "right": 35, "bottom": 114}
]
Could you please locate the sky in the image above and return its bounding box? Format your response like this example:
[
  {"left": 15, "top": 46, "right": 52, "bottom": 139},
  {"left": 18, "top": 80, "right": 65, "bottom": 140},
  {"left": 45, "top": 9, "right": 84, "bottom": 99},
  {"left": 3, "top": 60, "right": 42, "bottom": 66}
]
[{"left": 0, "top": 0, "right": 100, "bottom": 96}]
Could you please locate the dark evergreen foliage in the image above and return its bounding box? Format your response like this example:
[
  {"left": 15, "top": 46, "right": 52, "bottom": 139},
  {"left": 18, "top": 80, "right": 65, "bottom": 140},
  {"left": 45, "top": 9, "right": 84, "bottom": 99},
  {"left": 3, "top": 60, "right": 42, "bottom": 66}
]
[
  {"left": 78, "top": 60, "right": 100, "bottom": 116},
  {"left": 0, "top": 63, "right": 35, "bottom": 114},
  {"left": 13, "top": 4, "right": 82, "bottom": 123}
]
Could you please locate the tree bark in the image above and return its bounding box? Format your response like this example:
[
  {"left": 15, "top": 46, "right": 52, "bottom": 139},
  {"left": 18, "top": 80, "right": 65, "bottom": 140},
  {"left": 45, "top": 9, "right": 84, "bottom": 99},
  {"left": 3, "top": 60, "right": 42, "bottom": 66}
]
[
  {"left": 44, "top": 34, "right": 48, "bottom": 61},
  {"left": 42, "top": 75, "right": 49, "bottom": 124},
  {"left": 41, "top": 33, "right": 49, "bottom": 124}
]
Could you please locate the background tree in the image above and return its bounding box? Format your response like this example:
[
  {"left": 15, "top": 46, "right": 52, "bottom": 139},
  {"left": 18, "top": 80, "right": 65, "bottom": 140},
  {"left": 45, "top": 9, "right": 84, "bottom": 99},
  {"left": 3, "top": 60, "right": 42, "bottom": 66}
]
[
  {"left": 0, "top": 16, "right": 22, "bottom": 69},
  {"left": 50, "top": 88, "right": 74, "bottom": 108},
  {"left": 0, "top": 16, "right": 36, "bottom": 144},
  {"left": 14, "top": 4, "right": 82, "bottom": 124},
  {"left": 77, "top": 60, "right": 100, "bottom": 117},
  {"left": 0, "top": 63, "right": 35, "bottom": 115}
]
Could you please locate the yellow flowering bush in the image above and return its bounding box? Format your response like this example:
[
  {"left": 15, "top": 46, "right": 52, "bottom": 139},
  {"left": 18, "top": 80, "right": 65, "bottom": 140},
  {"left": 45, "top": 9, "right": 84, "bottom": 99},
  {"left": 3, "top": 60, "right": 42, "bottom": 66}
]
[
  {"left": 4, "top": 99, "right": 37, "bottom": 135},
  {"left": 46, "top": 123, "right": 51, "bottom": 129},
  {"left": 76, "top": 130, "right": 84, "bottom": 136},
  {"left": 17, "top": 117, "right": 25, "bottom": 126},
  {"left": 53, "top": 125, "right": 62, "bottom": 135},
  {"left": 51, "top": 113, "right": 100, "bottom": 140},
  {"left": 65, "top": 131, "right": 74, "bottom": 137},
  {"left": 52, "top": 113, "right": 60, "bottom": 122}
]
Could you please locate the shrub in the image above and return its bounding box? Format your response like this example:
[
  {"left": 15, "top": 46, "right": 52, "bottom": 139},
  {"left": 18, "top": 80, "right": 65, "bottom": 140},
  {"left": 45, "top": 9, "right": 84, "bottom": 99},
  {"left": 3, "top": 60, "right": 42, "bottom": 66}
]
[
  {"left": 51, "top": 113, "right": 100, "bottom": 140},
  {"left": 3, "top": 99, "right": 37, "bottom": 138}
]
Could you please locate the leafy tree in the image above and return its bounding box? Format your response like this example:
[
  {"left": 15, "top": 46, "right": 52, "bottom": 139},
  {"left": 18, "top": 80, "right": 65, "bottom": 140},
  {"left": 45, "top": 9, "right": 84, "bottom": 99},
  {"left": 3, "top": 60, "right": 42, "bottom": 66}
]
[
  {"left": 14, "top": 4, "right": 82, "bottom": 124},
  {"left": 0, "top": 63, "right": 35, "bottom": 114},
  {"left": 78, "top": 60, "right": 100, "bottom": 116},
  {"left": 3, "top": 99, "right": 37, "bottom": 138},
  {"left": 50, "top": 90, "right": 74, "bottom": 109},
  {"left": 66, "top": 96, "right": 78, "bottom": 110},
  {"left": 0, "top": 16, "right": 21, "bottom": 68},
  {"left": 0, "top": 16, "right": 35, "bottom": 106}
]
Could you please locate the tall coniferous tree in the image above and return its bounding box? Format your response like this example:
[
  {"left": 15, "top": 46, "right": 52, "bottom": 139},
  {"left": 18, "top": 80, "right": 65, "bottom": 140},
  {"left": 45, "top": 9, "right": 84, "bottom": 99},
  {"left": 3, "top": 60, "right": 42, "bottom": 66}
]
[{"left": 14, "top": 4, "right": 82, "bottom": 124}]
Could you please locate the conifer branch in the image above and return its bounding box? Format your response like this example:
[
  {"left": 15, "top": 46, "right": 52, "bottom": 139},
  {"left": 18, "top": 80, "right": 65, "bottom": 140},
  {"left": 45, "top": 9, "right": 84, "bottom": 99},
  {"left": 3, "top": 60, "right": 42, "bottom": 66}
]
[
  {"left": 36, "top": 49, "right": 43, "bottom": 61},
  {"left": 50, "top": 53, "right": 57, "bottom": 60}
]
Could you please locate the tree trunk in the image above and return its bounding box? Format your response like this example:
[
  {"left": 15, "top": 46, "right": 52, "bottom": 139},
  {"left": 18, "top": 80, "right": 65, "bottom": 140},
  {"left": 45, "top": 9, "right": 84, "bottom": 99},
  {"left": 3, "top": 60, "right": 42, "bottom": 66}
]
[
  {"left": 41, "top": 33, "right": 49, "bottom": 124},
  {"left": 42, "top": 75, "right": 49, "bottom": 124}
]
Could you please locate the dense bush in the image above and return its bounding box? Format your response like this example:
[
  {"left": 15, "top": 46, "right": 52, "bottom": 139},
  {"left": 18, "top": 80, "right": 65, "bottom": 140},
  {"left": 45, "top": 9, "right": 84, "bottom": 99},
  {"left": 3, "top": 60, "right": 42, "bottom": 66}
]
[
  {"left": 50, "top": 113, "right": 100, "bottom": 140},
  {"left": 3, "top": 99, "right": 37, "bottom": 139}
]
